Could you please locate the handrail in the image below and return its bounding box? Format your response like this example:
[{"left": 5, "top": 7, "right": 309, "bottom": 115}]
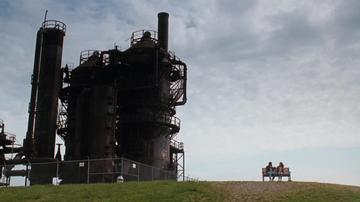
[
  {"left": 79, "top": 50, "right": 101, "bottom": 64},
  {"left": 119, "top": 111, "right": 180, "bottom": 129},
  {"left": 130, "top": 30, "right": 158, "bottom": 46},
  {"left": 42, "top": 20, "right": 66, "bottom": 33},
  {"left": 170, "top": 139, "right": 184, "bottom": 150},
  {"left": 4, "top": 132, "right": 16, "bottom": 140}
]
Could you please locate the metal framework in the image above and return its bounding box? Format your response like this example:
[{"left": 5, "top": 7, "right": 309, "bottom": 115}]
[
  {"left": 11, "top": 12, "right": 189, "bottom": 185},
  {"left": 57, "top": 64, "right": 72, "bottom": 140},
  {"left": 42, "top": 20, "right": 66, "bottom": 32},
  {"left": 170, "top": 139, "right": 185, "bottom": 181},
  {"left": 130, "top": 30, "right": 158, "bottom": 46},
  {"left": 0, "top": 119, "right": 23, "bottom": 186}
]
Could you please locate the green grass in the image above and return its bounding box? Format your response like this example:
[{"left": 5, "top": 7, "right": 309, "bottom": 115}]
[
  {"left": 0, "top": 181, "right": 222, "bottom": 202},
  {"left": 0, "top": 181, "right": 359, "bottom": 201},
  {"left": 215, "top": 181, "right": 360, "bottom": 202},
  {"left": 275, "top": 182, "right": 360, "bottom": 202}
]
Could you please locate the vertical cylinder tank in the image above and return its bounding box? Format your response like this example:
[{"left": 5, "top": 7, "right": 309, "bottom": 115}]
[
  {"left": 33, "top": 20, "right": 66, "bottom": 158},
  {"left": 116, "top": 12, "right": 178, "bottom": 173},
  {"left": 73, "top": 85, "right": 116, "bottom": 160}
]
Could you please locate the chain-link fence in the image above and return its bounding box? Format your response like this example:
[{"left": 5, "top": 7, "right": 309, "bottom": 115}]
[{"left": 0, "top": 157, "right": 182, "bottom": 187}]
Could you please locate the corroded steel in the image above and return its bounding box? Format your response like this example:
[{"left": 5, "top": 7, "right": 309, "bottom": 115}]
[{"left": 22, "top": 12, "right": 186, "bottom": 185}]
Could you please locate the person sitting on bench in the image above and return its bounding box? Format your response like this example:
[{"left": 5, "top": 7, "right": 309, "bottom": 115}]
[
  {"left": 277, "top": 162, "right": 284, "bottom": 181},
  {"left": 266, "top": 162, "right": 275, "bottom": 181}
]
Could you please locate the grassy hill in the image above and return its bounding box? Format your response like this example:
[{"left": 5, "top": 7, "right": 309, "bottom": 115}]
[{"left": 0, "top": 181, "right": 359, "bottom": 201}]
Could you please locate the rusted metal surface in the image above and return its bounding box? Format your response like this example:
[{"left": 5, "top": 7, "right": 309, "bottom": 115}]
[{"left": 18, "top": 12, "right": 187, "bottom": 185}]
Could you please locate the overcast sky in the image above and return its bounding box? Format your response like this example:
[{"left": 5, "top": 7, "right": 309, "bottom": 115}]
[{"left": 0, "top": 0, "right": 359, "bottom": 186}]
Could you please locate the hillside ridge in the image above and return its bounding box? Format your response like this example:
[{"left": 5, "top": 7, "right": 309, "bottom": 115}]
[{"left": 0, "top": 181, "right": 359, "bottom": 201}]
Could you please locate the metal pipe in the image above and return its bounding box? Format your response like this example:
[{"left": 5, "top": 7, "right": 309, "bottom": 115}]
[
  {"left": 56, "top": 160, "right": 59, "bottom": 185},
  {"left": 87, "top": 157, "right": 90, "bottom": 184},
  {"left": 0, "top": 147, "right": 23, "bottom": 154},
  {"left": 43, "top": 10, "right": 48, "bottom": 23},
  {"left": 5, "top": 157, "right": 56, "bottom": 165},
  {"left": 4, "top": 170, "right": 28, "bottom": 177},
  {"left": 178, "top": 63, "right": 187, "bottom": 105},
  {"left": 157, "top": 12, "right": 169, "bottom": 52},
  {"left": 25, "top": 28, "right": 44, "bottom": 156},
  {"left": 183, "top": 153, "right": 185, "bottom": 181}
]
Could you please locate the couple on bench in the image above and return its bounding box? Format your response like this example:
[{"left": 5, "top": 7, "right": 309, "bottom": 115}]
[{"left": 265, "top": 161, "right": 285, "bottom": 181}]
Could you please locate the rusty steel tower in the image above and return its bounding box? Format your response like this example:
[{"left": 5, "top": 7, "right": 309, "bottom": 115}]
[{"left": 16, "top": 12, "right": 187, "bottom": 184}]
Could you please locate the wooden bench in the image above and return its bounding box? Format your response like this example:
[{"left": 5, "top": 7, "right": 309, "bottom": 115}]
[{"left": 262, "top": 167, "right": 291, "bottom": 181}]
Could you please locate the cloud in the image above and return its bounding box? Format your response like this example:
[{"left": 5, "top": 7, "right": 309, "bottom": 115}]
[{"left": 0, "top": 0, "right": 359, "bottom": 186}]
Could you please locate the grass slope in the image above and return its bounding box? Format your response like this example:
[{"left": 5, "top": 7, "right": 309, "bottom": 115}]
[
  {"left": 0, "top": 181, "right": 359, "bottom": 201},
  {"left": 216, "top": 181, "right": 360, "bottom": 202},
  {"left": 0, "top": 181, "right": 221, "bottom": 202}
]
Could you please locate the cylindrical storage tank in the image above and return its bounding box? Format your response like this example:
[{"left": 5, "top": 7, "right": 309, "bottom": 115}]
[
  {"left": 34, "top": 20, "right": 66, "bottom": 158},
  {"left": 116, "top": 19, "right": 174, "bottom": 172},
  {"left": 63, "top": 56, "right": 103, "bottom": 161},
  {"left": 72, "top": 85, "right": 116, "bottom": 160},
  {"left": 61, "top": 85, "right": 116, "bottom": 184},
  {"left": 88, "top": 85, "right": 117, "bottom": 183}
]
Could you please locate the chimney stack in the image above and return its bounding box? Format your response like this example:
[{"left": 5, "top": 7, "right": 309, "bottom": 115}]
[{"left": 157, "top": 12, "right": 169, "bottom": 52}]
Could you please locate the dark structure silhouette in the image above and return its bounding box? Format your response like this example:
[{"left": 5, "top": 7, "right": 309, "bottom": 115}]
[{"left": 3, "top": 12, "right": 187, "bottom": 185}]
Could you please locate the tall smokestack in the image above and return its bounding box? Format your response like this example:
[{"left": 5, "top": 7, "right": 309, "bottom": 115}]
[
  {"left": 34, "top": 20, "right": 66, "bottom": 159},
  {"left": 157, "top": 12, "right": 169, "bottom": 52}
]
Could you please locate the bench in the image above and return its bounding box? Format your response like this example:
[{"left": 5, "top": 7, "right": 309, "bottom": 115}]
[{"left": 262, "top": 167, "right": 291, "bottom": 181}]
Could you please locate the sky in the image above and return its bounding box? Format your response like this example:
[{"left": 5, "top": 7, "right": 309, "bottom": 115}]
[{"left": 0, "top": 0, "right": 360, "bottom": 186}]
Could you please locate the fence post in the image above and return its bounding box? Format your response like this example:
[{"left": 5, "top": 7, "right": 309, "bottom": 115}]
[
  {"left": 183, "top": 154, "right": 185, "bottom": 181},
  {"left": 27, "top": 161, "right": 31, "bottom": 186},
  {"left": 56, "top": 160, "right": 59, "bottom": 185},
  {"left": 151, "top": 167, "right": 154, "bottom": 181},
  {"left": 3, "top": 162, "right": 7, "bottom": 186},
  {"left": 24, "top": 162, "right": 28, "bottom": 187},
  {"left": 137, "top": 163, "right": 139, "bottom": 182},
  {"left": 121, "top": 157, "right": 123, "bottom": 180},
  {"left": 87, "top": 157, "right": 90, "bottom": 184}
]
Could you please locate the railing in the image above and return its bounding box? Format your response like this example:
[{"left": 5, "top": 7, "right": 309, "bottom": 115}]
[
  {"left": 42, "top": 20, "right": 66, "bottom": 33},
  {"left": 169, "top": 116, "right": 180, "bottom": 129},
  {"left": 79, "top": 50, "right": 101, "bottom": 65},
  {"left": 168, "top": 51, "right": 178, "bottom": 61},
  {"left": 3, "top": 133, "right": 16, "bottom": 143},
  {"left": 168, "top": 51, "right": 187, "bottom": 106},
  {"left": 1, "top": 157, "right": 182, "bottom": 186},
  {"left": 0, "top": 120, "right": 16, "bottom": 143},
  {"left": 130, "top": 30, "right": 158, "bottom": 46},
  {"left": 120, "top": 111, "right": 180, "bottom": 129},
  {"left": 170, "top": 139, "right": 184, "bottom": 151}
]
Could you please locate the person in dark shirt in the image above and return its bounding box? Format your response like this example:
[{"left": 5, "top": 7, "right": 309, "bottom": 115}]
[{"left": 266, "top": 162, "right": 275, "bottom": 181}]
